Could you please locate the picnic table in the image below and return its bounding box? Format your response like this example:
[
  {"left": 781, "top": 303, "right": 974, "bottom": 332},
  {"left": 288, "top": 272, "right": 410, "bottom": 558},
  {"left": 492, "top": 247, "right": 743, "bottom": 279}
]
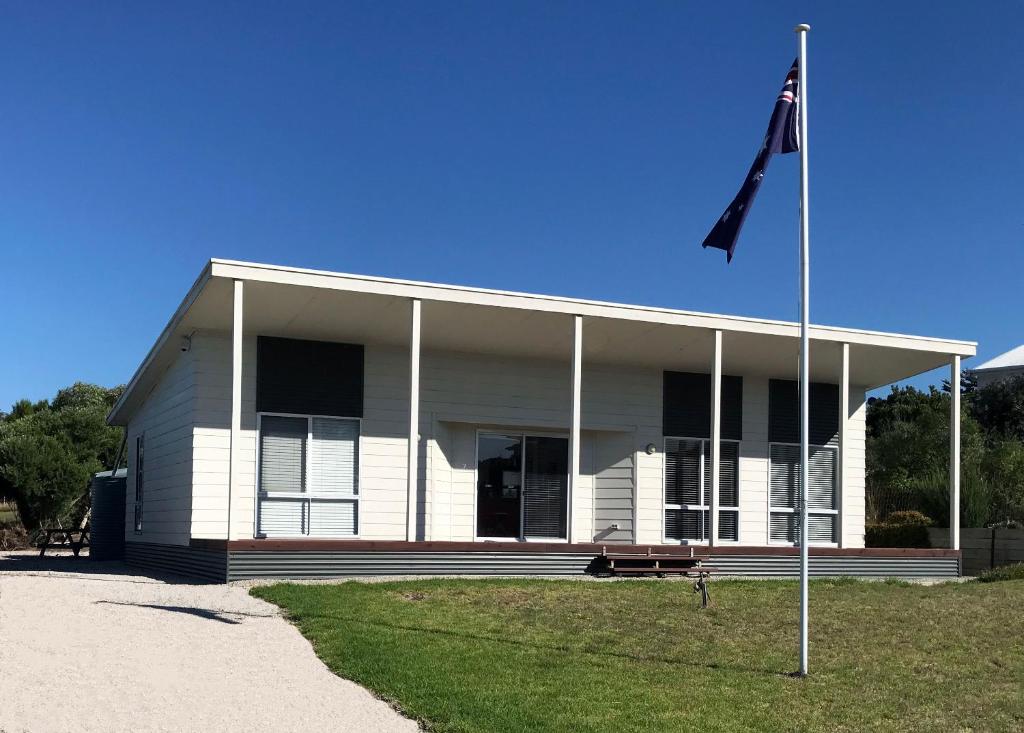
[{"left": 38, "top": 526, "right": 90, "bottom": 557}]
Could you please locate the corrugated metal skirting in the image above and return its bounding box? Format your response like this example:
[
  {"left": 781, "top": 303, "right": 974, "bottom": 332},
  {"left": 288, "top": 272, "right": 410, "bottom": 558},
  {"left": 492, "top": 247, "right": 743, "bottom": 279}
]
[
  {"left": 710, "top": 555, "right": 960, "bottom": 578},
  {"left": 226, "top": 551, "right": 959, "bottom": 581},
  {"left": 228, "top": 552, "right": 598, "bottom": 580},
  {"left": 125, "top": 542, "right": 228, "bottom": 582}
]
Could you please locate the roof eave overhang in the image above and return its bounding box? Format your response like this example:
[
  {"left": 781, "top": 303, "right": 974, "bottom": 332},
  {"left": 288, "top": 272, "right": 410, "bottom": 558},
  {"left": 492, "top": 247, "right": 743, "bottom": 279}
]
[
  {"left": 207, "top": 259, "right": 976, "bottom": 356},
  {"left": 108, "top": 258, "right": 978, "bottom": 426},
  {"left": 106, "top": 261, "right": 214, "bottom": 426}
]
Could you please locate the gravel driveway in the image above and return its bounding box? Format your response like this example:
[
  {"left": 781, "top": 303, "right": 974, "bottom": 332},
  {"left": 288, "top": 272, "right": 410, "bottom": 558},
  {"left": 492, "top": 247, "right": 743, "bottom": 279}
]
[{"left": 0, "top": 552, "right": 419, "bottom": 733}]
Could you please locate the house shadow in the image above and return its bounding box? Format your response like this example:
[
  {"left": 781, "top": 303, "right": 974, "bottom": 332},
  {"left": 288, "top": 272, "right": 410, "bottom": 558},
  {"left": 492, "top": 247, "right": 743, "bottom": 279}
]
[
  {"left": 94, "top": 600, "right": 275, "bottom": 624},
  {"left": 0, "top": 552, "right": 217, "bottom": 586}
]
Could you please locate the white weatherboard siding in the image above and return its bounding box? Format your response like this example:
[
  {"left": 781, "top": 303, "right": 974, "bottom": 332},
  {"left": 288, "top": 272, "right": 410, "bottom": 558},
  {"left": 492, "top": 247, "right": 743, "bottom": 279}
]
[
  {"left": 138, "top": 331, "right": 869, "bottom": 546},
  {"left": 190, "top": 333, "right": 256, "bottom": 540},
  {"left": 844, "top": 387, "right": 867, "bottom": 548},
  {"left": 125, "top": 346, "right": 197, "bottom": 546},
  {"left": 738, "top": 377, "right": 770, "bottom": 547}
]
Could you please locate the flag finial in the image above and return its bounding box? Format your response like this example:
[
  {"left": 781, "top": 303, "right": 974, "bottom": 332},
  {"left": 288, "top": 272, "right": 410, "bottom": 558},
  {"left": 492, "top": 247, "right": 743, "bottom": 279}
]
[{"left": 794, "top": 23, "right": 810, "bottom": 33}]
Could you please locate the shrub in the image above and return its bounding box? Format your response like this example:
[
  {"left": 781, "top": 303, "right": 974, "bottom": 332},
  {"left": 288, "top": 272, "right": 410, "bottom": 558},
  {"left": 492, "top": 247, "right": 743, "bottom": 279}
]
[
  {"left": 885, "top": 510, "right": 934, "bottom": 527},
  {"left": 977, "top": 562, "right": 1024, "bottom": 583},
  {"left": 0, "top": 523, "right": 30, "bottom": 551},
  {"left": 866, "top": 511, "right": 934, "bottom": 548}
]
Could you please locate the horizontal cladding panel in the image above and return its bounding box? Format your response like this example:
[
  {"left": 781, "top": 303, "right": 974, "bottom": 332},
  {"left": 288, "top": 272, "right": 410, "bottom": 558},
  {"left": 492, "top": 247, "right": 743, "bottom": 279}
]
[
  {"left": 125, "top": 542, "right": 228, "bottom": 582},
  {"left": 225, "top": 551, "right": 958, "bottom": 580}
]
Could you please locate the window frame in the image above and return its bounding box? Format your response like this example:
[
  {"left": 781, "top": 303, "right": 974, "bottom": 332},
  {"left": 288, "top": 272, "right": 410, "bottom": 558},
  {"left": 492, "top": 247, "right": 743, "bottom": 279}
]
[
  {"left": 662, "top": 436, "right": 741, "bottom": 545},
  {"left": 767, "top": 441, "right": 839, "bottom": 547},
  {"left": 134, "top": 433, "right": 144, "bottom": 533},
  {"left": 254, "top": 411, "right": 362, "bottom": 539}
]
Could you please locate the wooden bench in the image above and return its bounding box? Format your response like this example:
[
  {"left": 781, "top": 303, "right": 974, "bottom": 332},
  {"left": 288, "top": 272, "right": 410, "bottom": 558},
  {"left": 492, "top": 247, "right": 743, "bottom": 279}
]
[
  {"left": 597, "top": 547, "right": 715, "bottom": 606},
  {"left": 38, "top": 527, "right": 90, "bottom": 557}
]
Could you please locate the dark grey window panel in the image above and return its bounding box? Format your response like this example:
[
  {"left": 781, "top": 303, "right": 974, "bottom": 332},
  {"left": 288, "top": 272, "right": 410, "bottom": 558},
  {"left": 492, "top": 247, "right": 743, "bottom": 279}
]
[
  {"left": 665, "top": 508, "right": 708, "bottom": 541},
  {"left": 257, "top": 336, "right": 364, "bottom": 418},
  {"left": 665, "top": 438, "right": 702, "bottom": 505},
  {"left": 718, "top": 511, "right": 739, "bottom": 542},
  {"left": 663, "top": 372, "right": 742, "bottom": 440},
  {"left": 768, "top": 379, "right": 839, "bottom": 446},
  {"left": 713, "top": 441, "right": 740, "bottom": 507}
]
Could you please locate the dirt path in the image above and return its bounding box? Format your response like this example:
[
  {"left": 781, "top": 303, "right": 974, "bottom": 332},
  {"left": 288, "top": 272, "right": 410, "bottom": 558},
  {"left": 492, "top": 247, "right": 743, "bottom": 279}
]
[{"left": 0, "top": 552, "right": 418, "bottom": 733}]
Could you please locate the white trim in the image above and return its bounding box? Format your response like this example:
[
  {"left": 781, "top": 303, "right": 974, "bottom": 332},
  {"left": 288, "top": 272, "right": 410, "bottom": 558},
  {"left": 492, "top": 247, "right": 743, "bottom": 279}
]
[
  {"left": 950, "top": 355, "right": 961, "bottom": 551},
  {"left": 228, "top": 279, "right": 243, "bottom": 541},
  {"left": 767, "top": 441, "right": 839, "bottom": 547},
  {"left": 709, "top": 329, "right": 722, "bottom": 547},
  {"left": 569, "top": 315, "right": 583, "bottom": 543},
  {"left": 662, "top": 436, "right": 741, "bottom": 546},
  {"left": 254, "top": 411, "right": 363, "bottom": 539},
  {"left": 838, "top": 342, "right": 849, "bottom": 548},
  {"left": 473, "top": 429, "right": 571, "bottom": 542},
  {"left": 407, "top": 298, "right": 421, "bottom": 542}
]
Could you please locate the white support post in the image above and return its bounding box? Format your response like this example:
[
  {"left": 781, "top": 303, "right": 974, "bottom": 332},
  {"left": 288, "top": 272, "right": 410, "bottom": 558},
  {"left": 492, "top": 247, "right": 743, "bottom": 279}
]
[
  {"left": 950, "top": 355, "right": 961, "bottom": 552},
  {"left": 569, "top": 315, "right": 583, "bottom": 544},
  {"left": 406, "top": 299, "right": 422, "bottom": 542},
  {"left": 228, "top": 279, "right": 243, "bottom": 542},
  {"left": 838, "top": 343, "right": 849, "bottom": 548},
  {"left": 709, "top": 330, "right": 722, "bottom": 547}
]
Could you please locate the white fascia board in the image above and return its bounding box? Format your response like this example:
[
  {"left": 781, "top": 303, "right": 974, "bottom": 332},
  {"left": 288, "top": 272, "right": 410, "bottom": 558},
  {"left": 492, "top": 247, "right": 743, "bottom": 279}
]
[
  {"left": 209, "top": 259, "right": 977, "bottom": 356},
  {"left": 106, "top": 262, "right": 214, "bottom": 426}
]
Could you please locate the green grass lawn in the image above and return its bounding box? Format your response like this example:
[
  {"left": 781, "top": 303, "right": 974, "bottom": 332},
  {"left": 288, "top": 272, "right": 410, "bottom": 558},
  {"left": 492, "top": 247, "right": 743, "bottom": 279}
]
[{"left": 252, "top": 577, "right": 1024, "bottom": 732}]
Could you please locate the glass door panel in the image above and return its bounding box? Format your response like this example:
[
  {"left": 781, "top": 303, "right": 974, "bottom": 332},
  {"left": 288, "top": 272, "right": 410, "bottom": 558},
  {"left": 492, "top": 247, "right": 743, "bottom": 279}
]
[
  {"left": 476, "top": 435, "right": 522, "bottom": 538},
  {"left": 523, "top": 436, "right": 569, "bottom": 539}
]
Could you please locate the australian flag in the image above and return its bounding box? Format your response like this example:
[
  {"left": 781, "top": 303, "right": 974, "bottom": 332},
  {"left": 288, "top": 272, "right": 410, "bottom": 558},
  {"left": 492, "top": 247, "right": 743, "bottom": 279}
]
[{"left": 702, "top": 60, "right": 800, "bottom": 262}]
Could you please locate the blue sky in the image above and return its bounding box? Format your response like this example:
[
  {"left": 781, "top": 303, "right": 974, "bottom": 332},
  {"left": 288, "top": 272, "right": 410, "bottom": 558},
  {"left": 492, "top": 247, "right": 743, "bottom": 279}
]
[{"left": 2, "top": 2, "right": 1021, "bottom": 409}]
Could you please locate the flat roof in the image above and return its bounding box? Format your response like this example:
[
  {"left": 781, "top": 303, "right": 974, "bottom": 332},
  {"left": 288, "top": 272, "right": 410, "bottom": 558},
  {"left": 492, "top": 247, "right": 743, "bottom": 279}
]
[{"left": 108, "top": 258, "right": 977, "bottom": 424}]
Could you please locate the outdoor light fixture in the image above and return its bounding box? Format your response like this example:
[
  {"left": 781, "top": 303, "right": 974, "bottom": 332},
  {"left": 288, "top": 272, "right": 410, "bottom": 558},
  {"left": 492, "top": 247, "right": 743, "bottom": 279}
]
[{"left": 645, "top": 443, "right": 657, "bottom": 455}]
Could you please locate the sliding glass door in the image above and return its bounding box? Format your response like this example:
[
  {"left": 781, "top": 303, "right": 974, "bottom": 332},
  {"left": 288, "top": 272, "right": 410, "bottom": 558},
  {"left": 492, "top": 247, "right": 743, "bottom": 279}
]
[{"left": 476, "top": 433, "right": 568, "bottom": 540}]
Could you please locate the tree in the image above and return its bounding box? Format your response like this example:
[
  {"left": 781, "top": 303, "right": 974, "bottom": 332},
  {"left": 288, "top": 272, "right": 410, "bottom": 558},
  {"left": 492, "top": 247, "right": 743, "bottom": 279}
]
[
  {"left": 6, "top": 398, "right": 50, "bottom": 421},
  {"left": 0, "top": 383, "right": 124, "bottom": 531},
  {"left": 867, "top": 377, "right": 1024, "bottom": 527},
  {"left": 970, "top": 374, "right": 1024, "bottom": 442}
]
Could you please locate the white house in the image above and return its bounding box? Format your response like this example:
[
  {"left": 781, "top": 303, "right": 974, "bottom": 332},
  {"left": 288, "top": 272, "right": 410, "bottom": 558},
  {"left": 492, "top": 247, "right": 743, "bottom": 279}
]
[
  {"left": 968, "top": 344, "right": 1024, "bottom": 388},
  {"left": 106, "top": 259, "right": 974, "bottom": 580}
]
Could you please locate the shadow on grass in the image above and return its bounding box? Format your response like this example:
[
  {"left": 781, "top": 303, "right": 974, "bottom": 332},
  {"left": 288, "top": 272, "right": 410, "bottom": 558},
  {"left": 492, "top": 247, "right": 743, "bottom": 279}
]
[
  {"left": 290, "top": 611, "right": 788, "bottom": 677},
  {"left": 96, "top": 600, "right": 276, "bottom": 624}
]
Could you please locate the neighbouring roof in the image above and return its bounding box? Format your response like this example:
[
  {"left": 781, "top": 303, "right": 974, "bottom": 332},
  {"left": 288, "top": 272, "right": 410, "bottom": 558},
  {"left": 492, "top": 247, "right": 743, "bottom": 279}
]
[
  {"left": 107, "top": 258, "right": 977, "bottom": 425},
  {"left": 970, "top": 344, "right": 1024, "bottom": 372}
]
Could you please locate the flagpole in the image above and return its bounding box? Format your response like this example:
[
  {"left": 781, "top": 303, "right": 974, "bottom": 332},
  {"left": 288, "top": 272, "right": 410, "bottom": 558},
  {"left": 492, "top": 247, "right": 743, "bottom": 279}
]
[{"left": 795, "top": 22, "right": 811, "bottom": 678}]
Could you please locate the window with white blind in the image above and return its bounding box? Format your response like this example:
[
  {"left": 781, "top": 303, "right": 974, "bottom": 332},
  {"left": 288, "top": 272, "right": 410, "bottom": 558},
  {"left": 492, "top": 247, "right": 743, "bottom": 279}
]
[
  {"left": 768, "top": 443, "right": 837, "bottom": 544},
  {"left": 257, "top": 414, "right": 360, "bottom": 538},
  {"left": 664, "top": 438, "right": 740, "bottom": 543}
]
